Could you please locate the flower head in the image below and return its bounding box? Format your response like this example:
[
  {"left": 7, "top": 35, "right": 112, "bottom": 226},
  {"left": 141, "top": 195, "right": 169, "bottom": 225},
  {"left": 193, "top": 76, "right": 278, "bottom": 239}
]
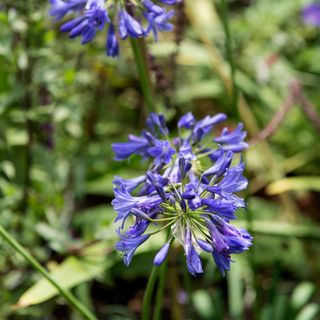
[
  {"left": 112, "top": 112, "right": 252, "bottom": 276},
  {"left": 49, "top": 0, "right": 181, "bottom": 56}
]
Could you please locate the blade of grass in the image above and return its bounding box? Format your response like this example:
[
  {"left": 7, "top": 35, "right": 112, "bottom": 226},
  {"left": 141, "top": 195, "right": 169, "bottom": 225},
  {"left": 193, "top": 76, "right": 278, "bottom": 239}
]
[
  {"left": 219, "top": 0, "right": 238, "bottom": 113},
  {"left": 234, "top": 220, "right": 320, "bottom": 240},
  {"left": 0, "top": 225, "right": 97, "bottom": 320}
]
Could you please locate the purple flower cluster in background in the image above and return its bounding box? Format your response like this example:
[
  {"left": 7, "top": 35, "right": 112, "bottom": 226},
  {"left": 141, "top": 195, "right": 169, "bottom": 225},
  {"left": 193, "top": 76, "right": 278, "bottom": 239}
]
[
  {"left": 49, "top": 0, "right": 181, "bottom": 56},
  {"left": 302, "top": 3, "right": 320, "bottom": 27},
  {"left": 111, "top": 112, "right": 252, "bottom": 276}
]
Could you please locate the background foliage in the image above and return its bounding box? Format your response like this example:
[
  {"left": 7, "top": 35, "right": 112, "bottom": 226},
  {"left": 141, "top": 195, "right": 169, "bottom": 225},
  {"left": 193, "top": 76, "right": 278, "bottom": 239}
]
[{"left": 0, "top": 0, "right": 320, "bottom": 319}]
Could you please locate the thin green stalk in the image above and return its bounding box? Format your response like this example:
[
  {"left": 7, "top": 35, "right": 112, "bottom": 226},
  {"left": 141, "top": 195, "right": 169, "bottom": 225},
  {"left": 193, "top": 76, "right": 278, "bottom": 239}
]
[
  {"left": 220, "top": 0, "right": 238, "bottom": 113},
  {"left": 153, "top": 258, "right": 168, "bottom": 320},
  {"left": 142, "top": 264, "right": 160, "bottom": 320},
  {"left": 227, "top": 262, "right": 243, "bottom": 320},
  {"left": 182, "top": 263, "right": 193, "bottom": 319},
  {"left": 0, "top": 225, "right": 97, "bottom": 320},
  {"left": 246, "top": 206, "right": 260, "bottom": 318},
  {"left": 130, "top": 38, "right": 156, "bottom": 113},
  {"left": 168, "top": 258, "right": 183, "bottom": 320}
]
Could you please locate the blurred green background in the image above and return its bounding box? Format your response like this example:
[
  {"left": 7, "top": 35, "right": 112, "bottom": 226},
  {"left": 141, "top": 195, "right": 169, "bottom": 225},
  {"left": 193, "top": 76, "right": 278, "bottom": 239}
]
[{"left": 0, "top": 0, "right": 320, "bottom": 319}]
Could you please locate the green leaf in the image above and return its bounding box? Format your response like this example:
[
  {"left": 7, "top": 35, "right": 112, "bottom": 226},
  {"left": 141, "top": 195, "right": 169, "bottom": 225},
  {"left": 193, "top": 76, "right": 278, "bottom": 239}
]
[
  {"left": 150, "top": 41, "right": 213, "bottom": 67},
  {"left": 15, "top": 255, "right": 108, "bottom": 308},
  {"left": 0, "top": 86, "right": 26, "bottom": 115},
  {"left": 35, "top": 222, "right": 70, "bottom": 253},
  {"left": 85, "top": 170, "right": 142, "bottom": 196},
  {"left": 296, "top": 304, "right": 320, "bottom": 320},
  {"left": 5, "top": 129, "right": 28, "bottom": 146},
  {"left": 85, "top": 173, "right": 115, "bottom": 196},
  {"left": 273, "top": 294, "right": 289, "bottom": 320},
  {"left": 291, "top": 282, "right": 315, "bottom": 311},
  {"left": 192, "top": 290, "right": 215, "bottom": 319},
  {"left": 174, "top": 80, "right": 222, "bottom": 104},
  {"left": 234, "top": 220, "right": 320, "bottom": 240},
  {"left": 266, "top": 177, "right": 320, "bottom": 195},
  {"left": 186, "top": 0, "right": 221, "bottom": 40}
]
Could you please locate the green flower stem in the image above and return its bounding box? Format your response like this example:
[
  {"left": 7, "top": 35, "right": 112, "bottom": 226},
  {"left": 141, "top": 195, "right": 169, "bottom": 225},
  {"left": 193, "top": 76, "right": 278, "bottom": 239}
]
[
  {"left": 0, "top": 225, "right": 97, "bottom": 320},
  {"left": 220, "top": 0, "right": 238, "bottom": 113},
  {"left": 130, "top": 38, "right": 156, "bottom": 113},
  {"left": 142, "top": 264, "right": 160, "bottom": 320},
  {"left": 227, "top": 262, "right": 244, "bottom": 320},
  {"left": 153, "top": 258, "right": 168, "bottom": 320},
  {"left": 182, "top": 263, "right": 193, "bottom": 318}
]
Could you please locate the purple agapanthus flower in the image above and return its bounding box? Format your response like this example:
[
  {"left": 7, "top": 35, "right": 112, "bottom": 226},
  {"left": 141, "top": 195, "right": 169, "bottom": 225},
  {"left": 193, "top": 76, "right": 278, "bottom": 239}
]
[
  {"left": 112, "top": 112, "right": 252, "bottom": 276},
  {"left": 112, "top": 134, "right": 149, "bottom": 160},
  {"left": 49, "top": 0, "right": 181, "bottom": 56},
  {"left": 116, "top": 231, "right": 150, "bottom": 266},
  {"left": 214, "top": 123, "right": 248, "bottom": 152},
  {"left": 302, "top": 3, "right": 320, "bottom": 26}
]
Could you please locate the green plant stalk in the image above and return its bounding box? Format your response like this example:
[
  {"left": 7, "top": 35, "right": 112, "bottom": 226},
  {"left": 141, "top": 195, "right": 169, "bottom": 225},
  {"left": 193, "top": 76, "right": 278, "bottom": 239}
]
[
  {"left": 182, "top": 262, "right": 193, "bottom": 318},
  {"left": 220, "top": 0, "right": 238, "bottom": 113},
  {"left": 0, "top": 225, "right": 97, "bottom": 320},
  {"left": 142, "top": 264, "right": 160, "bottom": 320},
  {"left": 227, "top": 262, "right": 243, "bottom": 320},
  {"left": 130, "top": 37, "right": 160, "bottom": 320},
  {"left": 153, "top": 259, "right": 168, "bottom": 320},
  {"left": 130, "top": 38, "right": 156, "bottom": 113}
]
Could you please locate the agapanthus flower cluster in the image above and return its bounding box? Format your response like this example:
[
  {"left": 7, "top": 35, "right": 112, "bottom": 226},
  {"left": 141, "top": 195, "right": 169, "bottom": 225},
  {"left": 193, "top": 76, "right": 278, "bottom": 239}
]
[
  {"left": 49, "top": 0, "right": 181, "bottom": 56},
  {"left": 111, "top": 112, "right": 252, "bottom": 275}
]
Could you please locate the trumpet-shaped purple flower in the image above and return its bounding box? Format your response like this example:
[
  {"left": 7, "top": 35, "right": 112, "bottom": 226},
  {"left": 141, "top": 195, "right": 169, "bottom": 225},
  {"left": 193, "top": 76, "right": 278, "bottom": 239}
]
[
  {"left": 118, "top": 8, "right": 144, "bottom": 39},
  {"left": 49, "top": 0, "right": 180, "bottom": 56},
  {"left": 207, "top": 163, "right": 248, "bottom": 208},
  {"left": 148, "top": 140, "right": 175, "bottom": 165},
  {"left": 214, "top": 123, "right": 248, "bottom": 152},
  {"left": 160, "top": 0, "right": 181, "bottom": 4},
  {"left": 178, "top": 112, "right": 195, "bottom": 129},
  {"left": 116, "top": 232, "right": 150, "bottom": 266},
  {"left": 202, "top": 198, "right": 237, "bottom": 220},
  {"left": 218, "top": 165, "right": 248, "bottom": 193},
  {"left": 203, "top": 149, "right": 233, "bottom": 177},
  {"left": 142, "top": 0, "right": 165, "bottom": 15},
  {"left": 112, "top": 112, "right": 252, "bottom": 275},
  {"left": 192, "top": 113, "right": 227, "bottom": 143},
  {"left": 146, "top": 113, "right": 169, "bottom": 136},
  {"left": 113, "top": 175, "right": 146, "bottom": 193},
  {"left": 210, "top": 218, "right": 252, "bottom": 275},
  {"left": 112, "top": 184, "right": 161, "bottom": 224},
  {"left": 49, "top": 0, "right": 86, "bottom": 20},
  {"left": 60, "top": 0, "right": 109, "bottom": 44},
  {"left": 145, "top": 9, "right": 175, "bottom": 41},
  {"left": 184, "top": 228, "right": 203, "bottom": 275},
  {"left": 112, "top": 134, "right": 149, "bottom": 160},
  {"left": 212, "top": 250, "right": 231, "bottom": 276}
]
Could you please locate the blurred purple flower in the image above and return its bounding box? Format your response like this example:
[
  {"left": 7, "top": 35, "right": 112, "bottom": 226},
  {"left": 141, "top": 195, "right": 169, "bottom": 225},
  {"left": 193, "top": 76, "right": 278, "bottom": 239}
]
[
  {"left": 302, "top": 3, "right": 320, "bottom": 26},
  {"left": 49, "top": 0, "right": 180, "bottom": 56}
]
